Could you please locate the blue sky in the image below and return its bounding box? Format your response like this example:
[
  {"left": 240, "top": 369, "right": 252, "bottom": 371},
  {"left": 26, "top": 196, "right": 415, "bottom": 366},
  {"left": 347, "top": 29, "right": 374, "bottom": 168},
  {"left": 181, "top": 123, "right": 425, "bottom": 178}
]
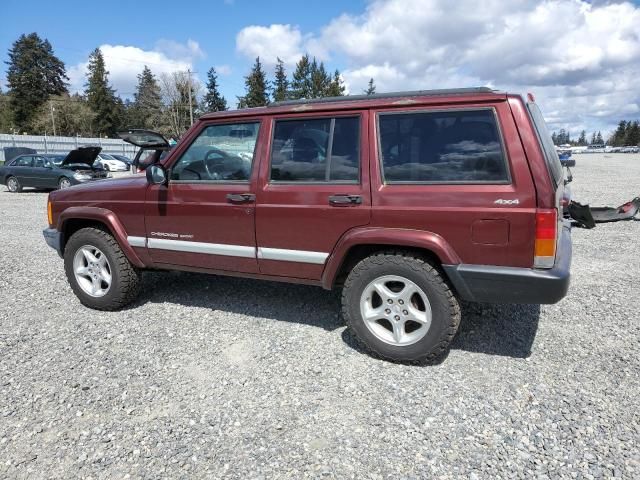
[
  {"left": 2, "top": 0, "right": 640, "bottom": 136},
  {"left": 0, "top": 0, "right": 365, "bottom": 102}
]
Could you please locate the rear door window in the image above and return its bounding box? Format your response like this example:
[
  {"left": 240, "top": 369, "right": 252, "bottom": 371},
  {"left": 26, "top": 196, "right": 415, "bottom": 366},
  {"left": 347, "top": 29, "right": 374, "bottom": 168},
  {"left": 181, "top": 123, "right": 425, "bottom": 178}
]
[
  {"left": 13, "top": 156, "right": 34, "bottom": 167},
  {"left": 526, "top": 102, "right": 563, "bottom": 186},
  {"left": 270, "top": 116, "right": 360, "bottom": 183},
  {"left": 378, "top": 109, "right": 509, "bottom": 184}
]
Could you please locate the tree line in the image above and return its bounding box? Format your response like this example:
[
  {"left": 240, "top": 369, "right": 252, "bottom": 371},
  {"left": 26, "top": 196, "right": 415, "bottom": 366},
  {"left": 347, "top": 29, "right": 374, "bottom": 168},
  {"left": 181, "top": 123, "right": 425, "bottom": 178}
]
[
  {"left": 552, "top": 121, "right": 640, "bottom": 147},
  {"left": 0, "top": 32, "right": 376, "bottom": 139}
]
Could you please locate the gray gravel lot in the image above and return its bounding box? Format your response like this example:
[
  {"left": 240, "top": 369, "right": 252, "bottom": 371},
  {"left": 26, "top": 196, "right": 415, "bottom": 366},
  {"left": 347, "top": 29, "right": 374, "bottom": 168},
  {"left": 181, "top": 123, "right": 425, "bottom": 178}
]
[{"left": 1, "top": 154, "right": 639, "bottom": 479}]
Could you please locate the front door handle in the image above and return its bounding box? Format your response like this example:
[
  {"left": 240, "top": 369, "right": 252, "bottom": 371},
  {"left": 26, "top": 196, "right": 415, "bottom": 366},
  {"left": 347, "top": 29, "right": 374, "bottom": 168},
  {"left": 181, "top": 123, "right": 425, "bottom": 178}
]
[
  {"left": 226, "top": 193, "right": 255, "bottom": 203},
  {"left": 328, "top": 194, "right": 362, "bottom": 206}
]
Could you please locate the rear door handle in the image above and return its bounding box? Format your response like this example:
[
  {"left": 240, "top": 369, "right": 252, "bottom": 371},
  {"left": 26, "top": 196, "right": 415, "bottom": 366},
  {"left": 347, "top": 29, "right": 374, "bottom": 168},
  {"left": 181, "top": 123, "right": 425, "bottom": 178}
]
[
  {"left": 226, "top": 193, "right": 255, "bottom": 203},
  {"left": 328, "top": 194, "right": 362, "bottom": 206}
]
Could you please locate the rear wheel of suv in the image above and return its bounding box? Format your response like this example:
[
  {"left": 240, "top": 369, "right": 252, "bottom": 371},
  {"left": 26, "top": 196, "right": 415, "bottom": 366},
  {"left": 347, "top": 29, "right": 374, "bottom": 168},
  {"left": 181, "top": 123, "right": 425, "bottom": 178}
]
[
  {"left": 342, "top": 252, "right": 460, "bottom": 363},
  {"left": 64, "top": 227, "right": 142, "bottom": 310},
  {"left": 6, "top": 176, "right": 22, "bottom": 193}
]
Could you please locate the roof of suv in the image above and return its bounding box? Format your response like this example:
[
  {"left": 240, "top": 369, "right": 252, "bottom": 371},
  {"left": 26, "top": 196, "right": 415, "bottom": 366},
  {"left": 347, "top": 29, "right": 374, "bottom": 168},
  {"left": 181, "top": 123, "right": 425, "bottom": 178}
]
[{"left": 199, "top": 87, "right": 508, "bottom": 120}]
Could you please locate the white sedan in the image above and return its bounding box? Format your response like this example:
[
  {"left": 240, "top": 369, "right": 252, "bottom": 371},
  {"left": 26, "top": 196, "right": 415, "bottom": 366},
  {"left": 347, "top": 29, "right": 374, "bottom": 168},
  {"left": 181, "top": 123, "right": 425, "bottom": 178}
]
[{"left": 95, "top": 153, "right": 129, "bottom": 172}]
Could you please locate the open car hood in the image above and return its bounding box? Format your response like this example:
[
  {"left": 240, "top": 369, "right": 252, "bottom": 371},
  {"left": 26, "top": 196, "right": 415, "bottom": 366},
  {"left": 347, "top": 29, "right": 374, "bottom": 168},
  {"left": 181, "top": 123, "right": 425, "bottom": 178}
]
[
  {"left": 61, "top": 146, "right": 102, "bottom": 167},
  {"left": 118, "top": 129, "right": 169, "bottom": 148}
]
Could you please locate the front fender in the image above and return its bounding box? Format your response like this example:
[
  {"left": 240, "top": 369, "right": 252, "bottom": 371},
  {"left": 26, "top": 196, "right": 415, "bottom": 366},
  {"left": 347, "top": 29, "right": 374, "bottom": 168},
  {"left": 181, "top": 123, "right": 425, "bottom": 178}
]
[
  {"left": 57, "top": 206, "right": 145, "bottom": 268},
  {"left": 321, "top": 227, "right": 461, "bottom": 289}
]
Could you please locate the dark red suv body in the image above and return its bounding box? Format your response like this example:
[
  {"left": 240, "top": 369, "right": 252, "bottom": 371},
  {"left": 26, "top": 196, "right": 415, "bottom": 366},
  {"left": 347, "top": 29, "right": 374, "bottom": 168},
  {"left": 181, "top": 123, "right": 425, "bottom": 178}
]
[{"left": 43, "top": 88, "right": 571, "bottom": 362}]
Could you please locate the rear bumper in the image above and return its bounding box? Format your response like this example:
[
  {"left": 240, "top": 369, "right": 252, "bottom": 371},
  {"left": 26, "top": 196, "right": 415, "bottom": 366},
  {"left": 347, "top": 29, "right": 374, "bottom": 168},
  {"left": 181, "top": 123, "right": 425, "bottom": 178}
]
[
  {"left": 43, "top": 228, "right": 63, "bottom": 258},
  {"left": 443, "top": 222, "right": 572, "bottom": 304}
]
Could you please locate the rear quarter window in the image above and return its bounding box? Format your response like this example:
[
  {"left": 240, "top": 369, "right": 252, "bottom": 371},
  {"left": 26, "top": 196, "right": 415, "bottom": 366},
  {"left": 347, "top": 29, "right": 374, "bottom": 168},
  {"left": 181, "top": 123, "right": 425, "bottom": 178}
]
[
  {"left": 378, "top": 109, "right": 509, "bottom": 184},
  {"left": 526, "top": 102, "right": 563, "bottom": 186}
]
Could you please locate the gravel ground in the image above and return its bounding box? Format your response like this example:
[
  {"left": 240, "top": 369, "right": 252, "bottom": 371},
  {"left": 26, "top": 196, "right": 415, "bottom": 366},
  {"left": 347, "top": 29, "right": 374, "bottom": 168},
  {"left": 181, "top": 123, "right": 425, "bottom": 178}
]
[{"left": 0, "top": 154, "right": 638, "bottom": 479}]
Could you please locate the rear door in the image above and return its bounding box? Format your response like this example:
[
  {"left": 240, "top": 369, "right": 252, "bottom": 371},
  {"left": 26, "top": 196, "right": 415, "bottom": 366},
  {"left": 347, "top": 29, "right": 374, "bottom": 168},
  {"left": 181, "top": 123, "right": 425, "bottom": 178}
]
[
  {"left": 371, "top": 103, "right": 537, "bottom": 268},
  {"left": 12, "top": 156, "right": 35, "bottom": 185},
  {"left": 144, "top": 119, "right": 263, "bottom": 273},
  {"left": 255, "top": 111, "right": 371, "bottom": 280}
]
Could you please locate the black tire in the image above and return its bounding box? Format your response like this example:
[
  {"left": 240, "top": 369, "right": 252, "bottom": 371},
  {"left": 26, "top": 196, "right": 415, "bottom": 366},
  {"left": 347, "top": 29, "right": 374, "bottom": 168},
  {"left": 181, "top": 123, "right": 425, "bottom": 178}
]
[
  {"left": 103, "top": 163, "right": 110, "bottom": 171},
  {"left": 64, "top": 227, "right": 142, "bottom": 310},
  {"left": 342, "top": 252, "right": 460, "bottom": 363},
  {"left": 6, "top": 176, "right": 22, "bottom": 193},
  {"left": 58, "top": 177, "right": 72, "bottom": 189}
]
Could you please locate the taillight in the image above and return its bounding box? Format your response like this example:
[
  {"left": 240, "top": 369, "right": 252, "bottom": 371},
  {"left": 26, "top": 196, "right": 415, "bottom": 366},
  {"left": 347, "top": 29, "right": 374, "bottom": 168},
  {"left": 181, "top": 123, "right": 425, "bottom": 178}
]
[
  {"left": 47, "top": 198, "right": 53, "bottom": 226},
  {"left": 534, "top": 209, "right": 557, "bottom": 268}
]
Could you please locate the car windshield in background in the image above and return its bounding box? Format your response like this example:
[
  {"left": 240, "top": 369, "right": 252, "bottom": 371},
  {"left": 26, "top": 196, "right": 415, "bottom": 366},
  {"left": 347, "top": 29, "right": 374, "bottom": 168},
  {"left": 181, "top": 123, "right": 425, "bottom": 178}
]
[{"left": 100, "top": 154, "right": 116, "bottom": 160}]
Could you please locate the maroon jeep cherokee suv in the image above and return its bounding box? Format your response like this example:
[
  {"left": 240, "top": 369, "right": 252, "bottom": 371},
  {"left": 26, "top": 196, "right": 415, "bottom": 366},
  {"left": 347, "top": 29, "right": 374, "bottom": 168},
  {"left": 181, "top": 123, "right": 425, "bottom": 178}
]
[{"left": 43, "top": 88, "right": 571, "bottom": 362}]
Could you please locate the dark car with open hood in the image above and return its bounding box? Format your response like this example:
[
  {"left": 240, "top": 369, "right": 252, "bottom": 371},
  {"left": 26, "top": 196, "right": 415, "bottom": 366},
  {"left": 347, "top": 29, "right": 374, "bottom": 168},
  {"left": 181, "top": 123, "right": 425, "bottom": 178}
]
[{"left": 0, "top": 146, "right": 109, "bottom": 192}]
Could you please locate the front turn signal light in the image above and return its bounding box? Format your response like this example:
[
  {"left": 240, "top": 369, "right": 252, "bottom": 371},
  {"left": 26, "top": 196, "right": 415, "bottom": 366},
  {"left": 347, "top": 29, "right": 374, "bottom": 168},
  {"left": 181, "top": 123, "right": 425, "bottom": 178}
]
[{"left": 47, "top": 199, "right": 53, "bottom": 226}]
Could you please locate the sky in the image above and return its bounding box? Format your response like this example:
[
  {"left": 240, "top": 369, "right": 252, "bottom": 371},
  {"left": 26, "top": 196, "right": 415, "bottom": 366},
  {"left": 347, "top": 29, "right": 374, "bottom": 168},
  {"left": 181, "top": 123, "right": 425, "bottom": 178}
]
[{"left": 2, "top": 0, "right": 640, "bottom": 138}]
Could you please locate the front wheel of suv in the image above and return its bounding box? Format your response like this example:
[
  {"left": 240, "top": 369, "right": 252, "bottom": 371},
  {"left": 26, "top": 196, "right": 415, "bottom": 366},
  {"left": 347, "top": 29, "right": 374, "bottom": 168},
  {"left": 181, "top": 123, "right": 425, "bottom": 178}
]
[
  {"left": 64, "top": 227, "right": 142, "bottom": 310},
  {"left": 342, "top": 252, "right": 460, "bottom": 363}
]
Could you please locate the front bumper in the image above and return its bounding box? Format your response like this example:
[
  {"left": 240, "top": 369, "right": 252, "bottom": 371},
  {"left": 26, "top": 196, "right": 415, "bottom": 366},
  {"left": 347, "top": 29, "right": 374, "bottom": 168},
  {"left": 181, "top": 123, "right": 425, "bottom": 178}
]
[
  {"left": 443, "top": 222, "right": 572, "bottom": 304},
  {"left": 43, "top": 228, "right": 63, "bottom": 257}
]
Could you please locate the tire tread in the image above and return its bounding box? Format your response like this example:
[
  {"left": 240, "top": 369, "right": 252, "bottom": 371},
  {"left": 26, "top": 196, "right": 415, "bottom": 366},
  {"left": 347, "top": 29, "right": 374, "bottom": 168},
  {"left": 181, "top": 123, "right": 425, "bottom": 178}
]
[
  {"left": 64, "top": 227, "right": 141, "bottom": 311},
  {"left": 342, "top": 250, "right": 460, "bottom": 363}
]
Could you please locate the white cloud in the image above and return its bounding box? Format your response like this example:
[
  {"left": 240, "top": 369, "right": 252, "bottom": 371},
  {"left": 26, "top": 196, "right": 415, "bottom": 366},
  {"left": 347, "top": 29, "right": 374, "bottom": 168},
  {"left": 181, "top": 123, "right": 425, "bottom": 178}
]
[
  {"left": 68, "top": 40, "right": 204, "bottom": 97},
  {"left": 216, "top": 65, "right": 233, "bottom": 75},
  {"left": 236, "top": 24, "right": 305, "bottom": 68},
  {"left": 236, "top": 0, "right": 640, "bottom": 135}
]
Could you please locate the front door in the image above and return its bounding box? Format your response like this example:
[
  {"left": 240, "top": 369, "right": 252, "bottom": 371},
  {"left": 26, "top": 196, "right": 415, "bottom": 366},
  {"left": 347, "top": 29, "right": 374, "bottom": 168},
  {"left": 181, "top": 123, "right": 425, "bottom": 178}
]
[
  {"left": 255, "top": 112, "right": 371, "bottom": 280},
  {"left": 144, "top": 120, "right": 263, "bottom": 273},
  {"left": 32, "top": 156, "right": 57, "bottom": 188}
]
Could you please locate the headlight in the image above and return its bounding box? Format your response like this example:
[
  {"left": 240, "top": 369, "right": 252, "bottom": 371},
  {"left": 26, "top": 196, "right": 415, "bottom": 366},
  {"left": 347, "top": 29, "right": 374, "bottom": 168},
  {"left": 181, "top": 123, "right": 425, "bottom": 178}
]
[{"left": 73, "top": 172, "right": 91, "bottom": 181}]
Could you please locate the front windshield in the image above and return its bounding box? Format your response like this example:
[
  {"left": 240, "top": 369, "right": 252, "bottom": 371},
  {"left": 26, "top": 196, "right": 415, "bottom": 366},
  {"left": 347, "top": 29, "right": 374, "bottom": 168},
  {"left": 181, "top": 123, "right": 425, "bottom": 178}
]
[{"left": 100, "top": 154, "right": 116, "bottom": 160}]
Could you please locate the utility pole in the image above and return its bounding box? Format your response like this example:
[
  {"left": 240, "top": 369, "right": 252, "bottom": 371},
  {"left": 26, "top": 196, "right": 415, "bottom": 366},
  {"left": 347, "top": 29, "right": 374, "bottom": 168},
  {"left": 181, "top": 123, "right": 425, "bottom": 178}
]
[
  {"left": 50, "top": 101, "right": 57, "bottom": 136},
  {"left": 187, "top": 69, "right": 194, "bottom": 126}
]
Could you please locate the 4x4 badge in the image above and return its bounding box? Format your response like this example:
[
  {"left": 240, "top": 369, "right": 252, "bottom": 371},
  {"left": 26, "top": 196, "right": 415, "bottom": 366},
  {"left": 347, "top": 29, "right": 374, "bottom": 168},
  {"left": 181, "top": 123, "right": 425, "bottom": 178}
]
[{"left": 494, "top": 199, "right": 520, "bottom": 205}]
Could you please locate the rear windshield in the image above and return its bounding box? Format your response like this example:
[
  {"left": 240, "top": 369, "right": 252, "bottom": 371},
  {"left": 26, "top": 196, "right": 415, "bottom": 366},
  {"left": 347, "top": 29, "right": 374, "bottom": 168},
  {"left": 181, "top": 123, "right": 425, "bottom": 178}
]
[{"left": 527, "top": 102, "right": 563, "bottom": 186}]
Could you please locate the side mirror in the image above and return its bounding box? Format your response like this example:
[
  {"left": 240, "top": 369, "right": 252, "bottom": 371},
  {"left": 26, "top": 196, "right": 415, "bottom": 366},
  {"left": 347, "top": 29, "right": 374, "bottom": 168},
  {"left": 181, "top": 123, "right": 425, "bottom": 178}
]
[{"left": 146, "top": 164, "right": 167, "bottom": 185}]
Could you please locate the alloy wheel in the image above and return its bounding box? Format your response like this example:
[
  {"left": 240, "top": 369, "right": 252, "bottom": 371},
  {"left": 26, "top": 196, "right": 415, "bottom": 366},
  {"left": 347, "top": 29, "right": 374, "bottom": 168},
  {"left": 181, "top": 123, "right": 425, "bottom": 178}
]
[
  {"left": 7, "top": 177, "right": 18, "bottom": 192},
  {"left": 73, "top": 245, "right": 112, "bottom": 297},
  {"left": 359, "top": 275, "right": 432, "bottom": 346}
]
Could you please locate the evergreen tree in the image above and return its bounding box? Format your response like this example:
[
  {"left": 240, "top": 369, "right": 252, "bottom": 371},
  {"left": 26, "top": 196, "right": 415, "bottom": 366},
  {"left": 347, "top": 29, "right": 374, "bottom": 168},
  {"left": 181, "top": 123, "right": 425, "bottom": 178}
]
[
  {"left": 5, "top": 32, "right": 68, "bottom": 131},
  {"left": 236, "top": 96, "right": 248, "bottom": 109},
  {"left": 590, "top": 132, "right": 596, "bottom": 145},
  {"left": 291, "top": 55, "right": 312, "bottom": 99},
  {"left": 203, "top": 67, "right": 227, "bottom": 112},
  {"left": 365, "top": 78, "right": 376, "bottom": 95},
  {"left": 595, "top": 131, "right": 603, "bottom": 144},
  {"left": 577, "top": 130, "right": 586, "bottom": 146},
  {"left": 611, "top": 120, "right": 627, "bottom": 146},
  {"left": 625, "top": 120, "right": 640, "bottom": 146},
  {"left": 272, "top": 57, "right": 289, "bottom": 102},
  {"left": 243, "top": 57, "right": 269, "bottom": 108},
  {"left": 130, "top": 66, "right": 163, "bottom": 129},
  {"left": 84, "top": 48, "right": 120, "bottom": 136},
  {"left": 309, "top": 58, "right": 331, "bottom": 98},
  {"left": 326, "top": 69, "right": 346, "bottom": 97}
]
